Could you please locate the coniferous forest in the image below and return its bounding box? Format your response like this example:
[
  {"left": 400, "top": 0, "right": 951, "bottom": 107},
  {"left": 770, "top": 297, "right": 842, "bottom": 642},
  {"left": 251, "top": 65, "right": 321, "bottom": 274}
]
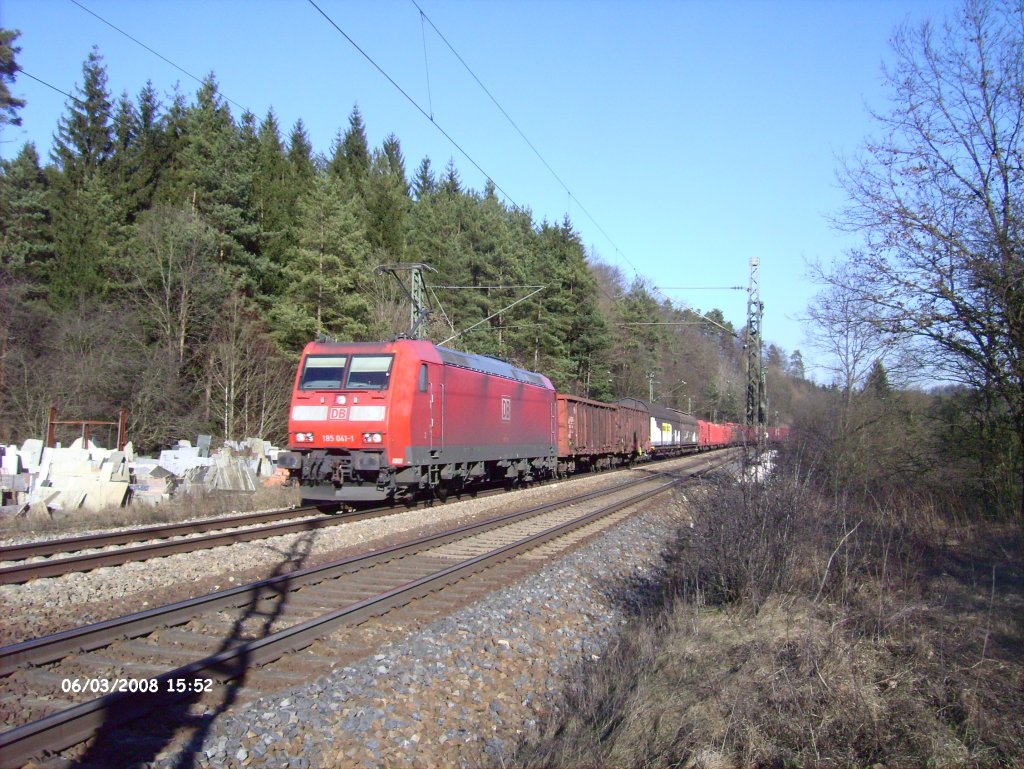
[{"left": 0, "top": 47, "right": 797, "bottom": 453}]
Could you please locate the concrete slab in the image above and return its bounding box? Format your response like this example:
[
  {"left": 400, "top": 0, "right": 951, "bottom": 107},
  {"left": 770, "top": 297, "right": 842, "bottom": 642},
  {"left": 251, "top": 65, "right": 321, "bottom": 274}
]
[
  {"left": 0, "top": 502, "right": 28, "bottom": 519},
  {"left": 51, "top": 476, "right": 95, "bottom": 510},
  {"left": 37, "top": 447, "right": 53, "bottom": 485},
  {"left": 97, "top": 460, "right": 114, "bottom": 482},
  {"left": 1, "top": 447, "right": 20, "bottom": 475},
  {"left": 49, "top": 447, "right": 92, "bottom": 477},
  {"left": 82, "top": 480, "right": 129, "bottom": 510},
  {"left": 157, "top": 446, "right": 207, "bottom": 477},
  {"left": 19, "top": 439, "right": 44, "bottom": 469}
]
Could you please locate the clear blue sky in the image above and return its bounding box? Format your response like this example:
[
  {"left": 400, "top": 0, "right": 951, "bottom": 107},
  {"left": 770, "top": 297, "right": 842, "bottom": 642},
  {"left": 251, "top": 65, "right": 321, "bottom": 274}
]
[{"left": 1, "top": 0, "right": 959, "bottom": 377}]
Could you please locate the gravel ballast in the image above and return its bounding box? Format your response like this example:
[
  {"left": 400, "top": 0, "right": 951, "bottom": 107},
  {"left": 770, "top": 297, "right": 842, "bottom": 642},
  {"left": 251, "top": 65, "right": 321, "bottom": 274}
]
[
  {"left": 81, "top": 477, "right": 703, "bottom": 769},
  {"left": 0, "top": 459, "right": 707, "bottom": 645}
]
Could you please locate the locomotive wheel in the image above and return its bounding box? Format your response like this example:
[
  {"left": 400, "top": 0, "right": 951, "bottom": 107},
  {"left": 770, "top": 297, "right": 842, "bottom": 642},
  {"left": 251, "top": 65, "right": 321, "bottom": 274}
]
[{"left": 435, "top": 482, "right": 450, "bottom": 503}]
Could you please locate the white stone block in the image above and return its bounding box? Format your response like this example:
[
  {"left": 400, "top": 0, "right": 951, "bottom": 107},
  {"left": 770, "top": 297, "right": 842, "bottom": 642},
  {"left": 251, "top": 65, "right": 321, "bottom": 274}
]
[{"left": 19, "top": 439, "right": 44, "bottom": 470}]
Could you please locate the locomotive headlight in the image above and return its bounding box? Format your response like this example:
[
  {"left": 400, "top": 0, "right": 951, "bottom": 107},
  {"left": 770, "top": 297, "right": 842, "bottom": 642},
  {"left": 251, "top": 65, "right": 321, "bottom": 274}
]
[
  {"left": 372, "top": 433, "right": 382, "bottom": 443},
  {"left": 362, "top": 432, "right": 383, "bottom": 443},
  {"left": 336, "top": 395, "right": 346, "bottom": 405}
]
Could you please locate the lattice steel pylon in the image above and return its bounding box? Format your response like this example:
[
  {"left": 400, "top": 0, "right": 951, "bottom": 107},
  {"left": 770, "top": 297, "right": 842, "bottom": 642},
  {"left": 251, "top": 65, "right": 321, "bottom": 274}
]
[
  {"left": 374, "top": 263, "right": 437, "bottom": 339},
  {"left": 745, "top": 257, "right": 766, "bottom": 438}
]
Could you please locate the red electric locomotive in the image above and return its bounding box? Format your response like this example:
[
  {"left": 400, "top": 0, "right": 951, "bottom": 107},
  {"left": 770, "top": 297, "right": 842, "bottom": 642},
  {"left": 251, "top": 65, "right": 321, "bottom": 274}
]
[{"left": 277, "top": 339, "right": 558, "bottom": 504}]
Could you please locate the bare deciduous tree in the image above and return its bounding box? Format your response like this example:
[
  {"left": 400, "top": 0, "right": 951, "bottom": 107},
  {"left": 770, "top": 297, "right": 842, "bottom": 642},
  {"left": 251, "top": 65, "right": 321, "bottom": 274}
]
[
  {"left": 205, "top": 293, "right": 291, "bottom": 443},
  {"left": 126, "top": 205, "right": 224, "bottom": 366},
  {"left": 832, "top": 0, "right": 1024, "bottom": 516}
]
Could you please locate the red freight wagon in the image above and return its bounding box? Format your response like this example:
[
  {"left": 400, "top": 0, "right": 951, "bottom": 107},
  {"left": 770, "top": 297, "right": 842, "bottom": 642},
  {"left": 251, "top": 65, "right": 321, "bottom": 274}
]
[
  {"left": 615, "top": 401, "right": 648, "bottom": 458},
  {"left": 279, "top": 339, "right": 557, "bottom": 504},
  {"left": 698, "top": 419, "right": 733, "bottom": 450},
  {"left": 556, "top": 394, "right": 618, "bottom": 471}
]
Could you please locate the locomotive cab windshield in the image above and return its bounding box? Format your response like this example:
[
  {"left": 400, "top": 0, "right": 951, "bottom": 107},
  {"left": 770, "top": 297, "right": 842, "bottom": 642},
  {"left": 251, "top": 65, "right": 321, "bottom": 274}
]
[
  {"left": 299, "top": 355, "right": 347, "bottom": 390},
  {"left": 298, "top": 354, "right": 393, "bottom": 391}
]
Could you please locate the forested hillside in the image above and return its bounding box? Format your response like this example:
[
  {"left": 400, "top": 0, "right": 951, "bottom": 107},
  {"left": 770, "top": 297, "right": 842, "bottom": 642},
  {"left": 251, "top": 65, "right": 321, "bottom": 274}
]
[{"left": 0, "top": 45, "right": 808, "bottom": 451}]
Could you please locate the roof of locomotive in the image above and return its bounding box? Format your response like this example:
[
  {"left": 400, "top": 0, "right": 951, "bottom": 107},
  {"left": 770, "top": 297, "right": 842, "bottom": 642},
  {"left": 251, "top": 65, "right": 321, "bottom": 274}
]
[{"left": 301, "top": 339, "right": 553, "bottom": 390}]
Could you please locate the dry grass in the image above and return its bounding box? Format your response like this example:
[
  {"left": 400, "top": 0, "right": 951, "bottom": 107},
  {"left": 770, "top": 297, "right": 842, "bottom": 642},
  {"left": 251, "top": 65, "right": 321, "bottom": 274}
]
[
  {"left": 514, "top": 468, "right": 1024, "bottom": 768},
  {"left": 1, "top": 486, "right": 300, "bottom": 538}
]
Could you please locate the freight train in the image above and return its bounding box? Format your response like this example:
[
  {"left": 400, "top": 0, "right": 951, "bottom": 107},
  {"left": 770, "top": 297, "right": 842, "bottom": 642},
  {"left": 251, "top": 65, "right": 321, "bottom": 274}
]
[{"left": 276, "top": 338, "right": 787, "bottom": 505}]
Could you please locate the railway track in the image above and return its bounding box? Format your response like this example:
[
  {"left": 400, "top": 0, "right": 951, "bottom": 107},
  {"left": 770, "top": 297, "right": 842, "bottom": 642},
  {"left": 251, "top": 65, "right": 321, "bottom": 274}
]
[
  {"left": 0, "top": 506, "right": 354, "bottom": 585},
  {"left": 0, "top": 449, "right": 731, "bottom": 585},
  {"left": 0, "top": 450, "right": 737, "bottom": 767}
]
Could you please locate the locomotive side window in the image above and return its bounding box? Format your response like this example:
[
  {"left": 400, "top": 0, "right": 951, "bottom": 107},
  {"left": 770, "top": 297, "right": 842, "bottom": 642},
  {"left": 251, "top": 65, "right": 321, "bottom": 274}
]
[
  {"left": 299, "top": 355, "right": 348, "bottom": 390},
  {"left": 346, "top": 355, "right": 394, "bottom": 390},
  {"left": 418, "top": 364, "right": 428, "bottom": 392}
]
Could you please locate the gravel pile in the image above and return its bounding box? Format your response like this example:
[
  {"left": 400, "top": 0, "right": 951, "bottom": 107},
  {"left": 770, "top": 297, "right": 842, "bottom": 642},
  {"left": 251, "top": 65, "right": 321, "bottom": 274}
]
[{"left": 118, "top": 483, "right": 698, "bottom": 769}]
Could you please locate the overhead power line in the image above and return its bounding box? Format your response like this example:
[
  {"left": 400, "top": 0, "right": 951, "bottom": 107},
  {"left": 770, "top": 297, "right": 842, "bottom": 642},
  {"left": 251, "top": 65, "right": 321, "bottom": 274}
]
[
  {"left": 14, "top": 67, "right": 83, "bottom": 105},
  {"left": 305, "top": 0, "right": 523, "bottom": 213},
  {"left": 67, "top": 0, "right": 248, "bottom": 114},
  {"left": 409, "top": 0, "right": 642, "bottom": 280},
  {"left": 427, "top": 285, "right": 546, "bottom": 290},
  {"left": 408, "top": 1, "right": 745, "bottom": 342}
]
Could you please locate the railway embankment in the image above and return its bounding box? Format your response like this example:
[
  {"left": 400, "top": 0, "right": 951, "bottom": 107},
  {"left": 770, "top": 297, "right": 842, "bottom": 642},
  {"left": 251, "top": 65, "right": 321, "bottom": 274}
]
[{"left": 512, "top": 461, "right": 1024, "bottom": 768}]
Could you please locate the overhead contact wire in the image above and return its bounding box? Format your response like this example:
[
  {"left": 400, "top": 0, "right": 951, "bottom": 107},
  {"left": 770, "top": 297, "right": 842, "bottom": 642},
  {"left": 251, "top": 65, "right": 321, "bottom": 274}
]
[
  {"left": 306, "top": 0, "right": 523, "bottom": 213},
  {"left": 407, "top": 0, "right": 638, "bottom": 280},
  {"left": 13, "top": 67, "right": 83, "bottom": 105},
  {"left": 419, "top": 10, "right": 434, "bottom": 120},
  {"left": 66, "top": 0, "right": 248, "bottom": 114}
]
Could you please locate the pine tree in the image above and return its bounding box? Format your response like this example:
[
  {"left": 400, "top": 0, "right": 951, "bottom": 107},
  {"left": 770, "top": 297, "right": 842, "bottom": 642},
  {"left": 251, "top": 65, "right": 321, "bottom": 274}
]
[
  {"left": 272, "top": 173, "right": 370, "bottom": 351},
  {"left": 48, "top": 173, "right": 120, "bottom": 306},
  {"left": 173, "top": 75, "right": 262, "bottom": 293},
  {"left": 441, "top": 158, "right": 461, "bottom": 198},
  {"left": 365, "top": 134, "right": 410, "bottom": 259},
  {"left": 1, "top": 28, "right": 26, "bottom": 129},
  {"left": 0, "top": 143, "right": 52, "bottom": 282},
  {"left": 864, "top": 359, "right": 891, "bottom": 398},
  {"left": 412, "top": 156, "right": 435, "bottom": 200},
  {"left": 108, "top": 81, "right": 166, "bottom": 220},
  {"left": 47, "top": 49, "right": 122, "bottom": 306},
  {"left": 341, "top": 105, "right": 370, "bottom": 184},
  {"left": 788, "top": 349, "right": 806, "bottom": 379},
  {"left": 51, "top": 47, "right": 113, "bottom": 188},
  {"left": 286, "top": 118, "right": 316, "bottom": 187},
  {"left": 327, "top": 106, "right": 371, "bottom": 191},
  {"left": 252, "top": 109, "right": 293, "bottom": 286}
]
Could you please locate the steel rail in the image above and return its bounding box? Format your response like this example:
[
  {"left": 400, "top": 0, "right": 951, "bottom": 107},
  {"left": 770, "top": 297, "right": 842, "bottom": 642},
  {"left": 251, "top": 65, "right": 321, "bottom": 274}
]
[
  {"left": 0, "top": 454, "right": 735, "bottom": 767},
  {"left": 0, "top": 447, "right": 734, "bottom": 584},
  {"left": 0, "top": 505, "right": 399, "bottom": 585},
  {"left": 0, "top": 467, "right": 707, "bottom": 671},
  {"left": 1, "top": 506, "right": 323, "bottom": 561}
]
